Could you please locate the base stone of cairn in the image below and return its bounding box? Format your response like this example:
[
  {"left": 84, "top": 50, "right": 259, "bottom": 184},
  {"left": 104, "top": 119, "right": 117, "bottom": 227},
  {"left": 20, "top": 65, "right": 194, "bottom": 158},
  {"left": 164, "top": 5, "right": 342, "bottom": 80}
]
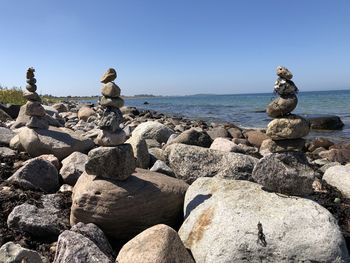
[
  {"left": 94, "top": 68, "right": 126, "bottom": 146},
  {"left": 263, "top": 66, "right": 310, "bottom": 153}
]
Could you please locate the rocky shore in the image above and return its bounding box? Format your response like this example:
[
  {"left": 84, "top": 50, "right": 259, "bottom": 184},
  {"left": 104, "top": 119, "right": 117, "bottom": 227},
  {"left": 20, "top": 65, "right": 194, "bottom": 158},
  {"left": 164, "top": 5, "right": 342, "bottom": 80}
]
[{"left": 1, "top": 67, "right": 350, "bottom": 262}]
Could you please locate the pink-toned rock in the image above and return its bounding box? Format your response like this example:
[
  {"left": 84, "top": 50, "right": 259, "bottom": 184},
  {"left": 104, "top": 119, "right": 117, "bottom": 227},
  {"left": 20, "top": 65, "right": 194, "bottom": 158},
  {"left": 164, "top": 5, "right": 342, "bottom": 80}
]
[
  {"left": 78, "top": 107, "right": 96, "bottom": 121},
  {"left": 319, "top": 149, "right": 350, "bottom": 164}
]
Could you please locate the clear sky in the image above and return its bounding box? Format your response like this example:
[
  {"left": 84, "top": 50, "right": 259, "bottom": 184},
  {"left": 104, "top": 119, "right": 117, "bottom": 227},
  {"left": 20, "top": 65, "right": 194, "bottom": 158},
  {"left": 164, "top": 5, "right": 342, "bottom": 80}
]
[{"left": 1, "top": 0, "right": 350, "bottom": 96}]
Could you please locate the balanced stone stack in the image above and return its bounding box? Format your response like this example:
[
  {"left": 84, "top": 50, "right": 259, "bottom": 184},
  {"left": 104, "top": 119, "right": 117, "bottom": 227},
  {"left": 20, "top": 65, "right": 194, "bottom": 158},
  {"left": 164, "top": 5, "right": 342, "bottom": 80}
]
[
  {"left": 264, "top": 66, "right": 310, "bottom": 152},
  {"left": 94, "top": 68, "right": 126, "bottom": 146},
  {"left": 23, "top": 67, "right": 48, "bottom": 129}
]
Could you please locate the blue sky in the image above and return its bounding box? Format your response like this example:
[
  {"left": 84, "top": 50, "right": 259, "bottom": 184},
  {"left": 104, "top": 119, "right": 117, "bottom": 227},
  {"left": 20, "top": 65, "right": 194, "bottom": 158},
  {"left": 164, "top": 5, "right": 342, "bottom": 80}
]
[{"left": 1, "top": 0, "right": 350, "bottom": 96}]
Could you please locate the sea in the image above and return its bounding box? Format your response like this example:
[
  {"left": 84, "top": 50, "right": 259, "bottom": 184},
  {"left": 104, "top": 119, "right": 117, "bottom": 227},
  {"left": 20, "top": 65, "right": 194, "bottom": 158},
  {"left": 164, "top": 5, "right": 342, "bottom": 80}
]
[{"left": 123, "top": 90, "right": 350, "bottom": 141}]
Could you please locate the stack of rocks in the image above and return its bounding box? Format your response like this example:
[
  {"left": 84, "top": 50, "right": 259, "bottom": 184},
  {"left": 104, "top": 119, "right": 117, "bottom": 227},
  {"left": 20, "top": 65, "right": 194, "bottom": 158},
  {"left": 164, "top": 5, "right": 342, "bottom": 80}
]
[
  {"left": 23, "top": 67, "right": 48, "bottom": 129},
  {"left": 262, "top": 66, "right": 310, "bottom": 153},
  {"left": 94, "top": 68, "right": 126, "bottom": 146}
]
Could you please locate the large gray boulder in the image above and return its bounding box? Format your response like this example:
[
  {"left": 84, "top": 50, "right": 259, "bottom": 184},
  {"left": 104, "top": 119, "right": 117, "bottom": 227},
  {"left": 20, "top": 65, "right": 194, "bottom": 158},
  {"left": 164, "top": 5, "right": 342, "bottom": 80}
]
[
  {"left": 166, "top": 143, "right": 258, "bottom": 183},
  {"left": 60, "top": 152, "right": 89, "bottom": 186},
  {"left": 70, "top": 168, "right": 188, "bottom": 239},
  {"left": 85, "top": 145, "right": 136, "bottom": 180},
  {"left": 0, "top": 242, "right": 43, "bottom": 263},
  {"left": 7, "top": 194, "right": 69, "bottom": 237},
  {"left": 7, "top": 157, "right": 60, "bottom": 193},
  {"left": 252, "top": 152, "right": 315, "bottom": 196},
  {"left": 323, "top": 165, "right": 350, "bottom": 198},
  {"left": 117, "top": 224, "right": 194, "bottom": 263},
  {"left": 179, "top": 178, "right": 349, "bottom": 263},
  {"left": 266, "top": 115, "right": 310, "bottom": 140},
  {"left": 17, "top": 126, "right": 94, "bottom": 160},
  {"left": 132, "top": 121, "right": 174, "bottom": 144}
]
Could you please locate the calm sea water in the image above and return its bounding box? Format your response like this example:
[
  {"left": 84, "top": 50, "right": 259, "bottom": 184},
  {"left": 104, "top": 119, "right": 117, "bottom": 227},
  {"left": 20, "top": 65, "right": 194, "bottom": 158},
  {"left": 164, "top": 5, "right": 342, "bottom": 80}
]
[{"left": 123, "top": 90, "right": 350, "bottom": 140}]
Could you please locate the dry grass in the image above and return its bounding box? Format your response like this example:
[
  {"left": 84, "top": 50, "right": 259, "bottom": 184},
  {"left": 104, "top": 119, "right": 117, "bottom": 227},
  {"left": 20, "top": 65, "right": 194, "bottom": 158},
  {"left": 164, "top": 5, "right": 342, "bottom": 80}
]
[{"left": 0, "top": 86, "right": 26, "bottom": 105}]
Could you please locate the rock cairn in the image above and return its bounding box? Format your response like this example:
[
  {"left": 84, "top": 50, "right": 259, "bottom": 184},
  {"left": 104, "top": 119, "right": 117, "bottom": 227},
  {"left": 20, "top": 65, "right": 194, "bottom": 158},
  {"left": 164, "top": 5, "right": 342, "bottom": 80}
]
[
  {"left": 23, "top": 67, "right": 47, "bottom": 129},
  {"left": 94, "top": 68, "right": 126, "bottom": 146},
  {"left": 265, "top": 66, "right": 310, "bottom": 150}
]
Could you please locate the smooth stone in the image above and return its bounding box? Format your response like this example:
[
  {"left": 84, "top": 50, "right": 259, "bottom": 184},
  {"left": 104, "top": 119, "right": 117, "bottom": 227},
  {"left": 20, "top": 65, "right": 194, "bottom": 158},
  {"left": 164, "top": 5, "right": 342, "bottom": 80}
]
[
  {"left": 308, "top": 137, "right": 334, "bottom": 152},
  {"left": 206, "top": 127, "right": 230, "bottom": 140},
  {"left": 85, "top": 145, "right": 136, "bottom": 180},
  {"left": 252, "top": 152, "right": 315, "bottom": 196},
  {"left": 150, "top": 160, "right": 175, "bottom": 177},
  {"left": 25, "top": 101, "right": 45, "bottom": 117},
  {"left": 164, "top": 128, "right": 212, "bottom": 148},
  {"left": 26, "top": 67, "right": 35, "bottom": 79},
  {"left": 305, "top": 114, "right": 344, "bottom": 130},
  {"left": 7, "top": 194, "right": 69, "bottom": 237},
  {"left": 243, "top": 129, "right": 269, "bottom": 147},
  {"left": 319, "top": 148, "right": 350, "bottom": 164},
  {"left": 26, "top": 116, "right": 49, "bottom": 129},
  {"left": 101, "top": 82, "right": 121, "bottom": 98},
  {"left": 52, "top": 103, "right": 68, "bottom": 113},
  {"left": 7, "top": 157, "right": 59, "bottom": 193},
  {"left": 94, "top": 129, "right": 127, "bottom": 146},
  {"left": 274, "top": 78, "right": 298, "bottom": 97},
  {"left": 60, "top": 152, "right": 89, "bottom": 186},
  {"left": 23, "top": 90, "right": 41, "bottom": 102},
  {"left": 266, "top": 115, "right": 310, "bottom": 140},
  {"left": 53, "top": 230, "right": 112, "bottom": 263},
  {"left": 0, "top": 242, "right": 43, "bottom": 263},
  {"left": 117, "top": 224, "right": 194, "bottom": 263},
  {"left": 99, "top": 96, "right": 124, "bottom": 108},
  {"left": 132, "top": 121, "right": 174, "bottom": 144},
  {"left": 166, "top": 143, "right": 258, "bottom": 183},
  {"left": 209, "top": 137, "right": 240, "bottom": 152},
  {"left": 266, "top": 95, "right": 298, "bottom": 118},
  {"left": 26, "top": 84, "right": 37, "bottom": 92},
  {"left": 0, "top": 146, "right": 16, "bottom": 158},
  {"left": 148, "top": 147, "right": 166, "bottom": 162},
  {"left": 77, "top": 106, "right": 96, "bottom": 121},
  {"left": 276, "top": 65, "right": 293, "bottom": 80},
  {"left": 126, "top": 134, "right": 150, "bottom": 169},
  {"left": 323, "top": 165, "right": 350, "bottom": 199},
  {"left": 179, "top": 178, "right": 349, "bottom": 263},
  {"left": 100, "top": 68, "right": 117, "bottom": 83},
  {"left": 70, "top": 168, "right": 188, "bottom": 239},
  {"left": 227, "top": 127, "right": 243, "bottom": 138},
  {"left": 259, "top": 138, "right": 305, "bottom": 156},
  {"left": 17, "top": 126, "right": 95, "bottom": 160},
  {"left": 0, "top": 127, "right": 15, "bottom": 146},
  {"left": 26, "top": 77, "right": 37, "bottom": 85}
]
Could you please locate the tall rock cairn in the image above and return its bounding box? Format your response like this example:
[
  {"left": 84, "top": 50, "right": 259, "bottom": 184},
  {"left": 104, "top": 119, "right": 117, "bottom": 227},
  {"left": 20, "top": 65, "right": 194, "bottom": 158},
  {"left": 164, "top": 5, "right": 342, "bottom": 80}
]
[
  {"left": 265, "top": 66, "right": 310, "bottom": 150},
  {"left": 94, "top": 68, "right": 127, "bottom": 146},
  {"left": 23, "top": 67, "right": 47, "bottom": 129}
]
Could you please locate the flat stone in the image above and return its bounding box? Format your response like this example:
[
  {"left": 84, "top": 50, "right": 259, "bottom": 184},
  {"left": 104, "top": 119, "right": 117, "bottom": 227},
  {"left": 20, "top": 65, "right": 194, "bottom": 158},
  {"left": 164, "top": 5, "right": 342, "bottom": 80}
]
[
  {"left": 266, "top": 115, "right": 310, "bottom": 140},
  {"left": 179, "top": 178, "right": 349, "bottom": 263},
  {"left": 166, "top": 143, "right": 258, "bottom": 183},
  {"left": 259, "top": 138, "right": 305, "bottom": 156},
  {"left": 117, "top": 224, "right": 194, "bottom": 263},
  {"left": 252, "top": 152, "right": 315, "bottom": 196},
  {"left": 23, "top": 90, "right": 41, "bottom": 102},
  {"left": 101, "top": 82, "right": 121, "bottom": 98},
  {"left": 266, "top": 95, "right": 298, "bottom": 118},
  {"left": 85, "top": 145, "right": 136, "bottom": 180},
  {"left": 70, "top": 168, "right": 188, "bottom": 239},
  {"left": 26, "top": 116, "right": 49, "bottom": 129},
  {"left": 26, "top": 84, "right": 37, "bottom": 92},
  {"left": 99, "top": 96, "right": 124, "bottom": 108}
]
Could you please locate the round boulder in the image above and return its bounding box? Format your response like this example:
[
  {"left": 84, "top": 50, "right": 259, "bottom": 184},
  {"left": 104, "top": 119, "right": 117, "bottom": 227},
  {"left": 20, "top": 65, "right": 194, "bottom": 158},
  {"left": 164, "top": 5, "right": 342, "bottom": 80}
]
[
  {"left": 266, "top": 115, "right": 310, "bottom": 140},
  {"left": 266, "top": 95, "right": 297, "bottom": 118}
]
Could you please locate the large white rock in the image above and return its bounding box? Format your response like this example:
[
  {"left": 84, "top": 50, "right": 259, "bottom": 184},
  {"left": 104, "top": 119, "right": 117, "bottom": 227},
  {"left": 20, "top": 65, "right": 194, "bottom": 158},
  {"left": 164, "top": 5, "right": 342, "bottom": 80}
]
[
  {"left": 117, "top": 224, "right": 194, "bottom": 263},
  {"left": 132, "top": 121, "right": 174, "bottom": 144},
  {"left": 323, "top": 165, "right": 350, "bottom": 198},
  {"left": 17, "top": 126, "right": 94, "bottom": 160},
  {"left": 179, "top": 178, "right": 349, "bottom": 263},
  {"left": 166, "top": 143, "right": 258, "bottom": 183}
]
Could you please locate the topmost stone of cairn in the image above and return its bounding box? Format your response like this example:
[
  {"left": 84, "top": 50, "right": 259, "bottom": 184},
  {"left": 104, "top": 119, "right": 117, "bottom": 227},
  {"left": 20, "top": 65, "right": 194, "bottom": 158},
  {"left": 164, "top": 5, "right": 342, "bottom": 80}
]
[
  {"left": 101, "top": 68, "right": 117, "bottom": 84},
  {"left": 276, "top": 66, "right": 293, "bottom": 80}
]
